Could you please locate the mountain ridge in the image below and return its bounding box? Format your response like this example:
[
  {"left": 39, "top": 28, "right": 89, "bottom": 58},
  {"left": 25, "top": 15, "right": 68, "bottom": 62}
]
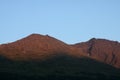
[
  {"left": 0, "top": 34, "right": 120, "bottom": 80},
  {"left": 73, "top": 38, "right": 120, "bottom": 68},
  {"left": 0, "top": 34, "right": 120, "bottom": 69}
]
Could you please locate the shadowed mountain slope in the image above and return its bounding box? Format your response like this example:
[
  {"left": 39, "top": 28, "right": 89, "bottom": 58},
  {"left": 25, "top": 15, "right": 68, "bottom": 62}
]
[{"left": 0, "top": 54, "right": 119, "bottom": 80}]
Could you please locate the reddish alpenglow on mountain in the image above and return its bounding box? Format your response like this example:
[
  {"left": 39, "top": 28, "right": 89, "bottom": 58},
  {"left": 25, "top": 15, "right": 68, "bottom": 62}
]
[
  {"left": 0, "top": 34, "right": 70, "bottom": 60},
  {"left": 0, "top": 34, "right": 120, "bottom": 69},
  {"left": 0, "top": 34, "right": 83, "bottom": 60},
  {"left": 73, "top": 38, "right": 120, "bottom": 68},
  {"left": 0, "top": 33, "right": 120, "bottom": 80}
]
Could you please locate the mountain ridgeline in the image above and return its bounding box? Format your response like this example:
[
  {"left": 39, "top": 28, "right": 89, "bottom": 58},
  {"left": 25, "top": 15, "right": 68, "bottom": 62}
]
[{"left": 0, "top": 34, "right": 120, "bottom": 80}]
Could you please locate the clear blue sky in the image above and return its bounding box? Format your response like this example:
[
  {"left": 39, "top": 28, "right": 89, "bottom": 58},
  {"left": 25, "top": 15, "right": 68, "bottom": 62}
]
[{"left": 0, "top": 0, "right": 120, "bottom": 44}]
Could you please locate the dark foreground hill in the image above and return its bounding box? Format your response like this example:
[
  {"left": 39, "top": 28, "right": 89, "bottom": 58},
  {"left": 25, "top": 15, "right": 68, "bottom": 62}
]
[
  {"left": 0, "top": 34, "right": 120, "bottom": 80},
  {"left": 0, "top": 54, "right": 120, "bottom": 80}
]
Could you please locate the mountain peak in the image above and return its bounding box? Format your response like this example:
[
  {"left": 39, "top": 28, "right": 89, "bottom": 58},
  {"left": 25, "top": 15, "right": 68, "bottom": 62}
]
[
  {"left": 89, "top": 38, "right": 96, "bottom": 41},
  {"left": 88, "top": 38, "right": 117, "bottom": 43},
  {"left": 27, "top": 33, "right": 49, "bottom": 38},
  {"left": 17, "top": 33, "right": 53, "bottom": 43},
  {"left": 29, "top": 33, "right": 43, "bottom": 36}
]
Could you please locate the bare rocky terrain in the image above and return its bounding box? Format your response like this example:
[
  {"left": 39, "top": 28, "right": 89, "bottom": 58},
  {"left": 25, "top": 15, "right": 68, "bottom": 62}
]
[{"left": 0, "top": 34, "right": 120, "bottom": 80}]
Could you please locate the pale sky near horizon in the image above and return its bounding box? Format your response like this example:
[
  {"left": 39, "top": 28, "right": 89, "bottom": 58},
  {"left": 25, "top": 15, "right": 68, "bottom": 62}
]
[{"left": 0, "top": 0, "right": 120, "bottom": 44}]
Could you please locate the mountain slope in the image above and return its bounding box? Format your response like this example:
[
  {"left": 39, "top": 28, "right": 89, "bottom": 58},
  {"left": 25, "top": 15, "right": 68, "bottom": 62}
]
[
  {"left": 0, "top": 34, "right": 73, "bottom": 60},
  {"left": 0, "top": 34, "right": 120, "bottom": 79},
  {"left": 73, "top": 38, "right": 120, "bottom": 68}
]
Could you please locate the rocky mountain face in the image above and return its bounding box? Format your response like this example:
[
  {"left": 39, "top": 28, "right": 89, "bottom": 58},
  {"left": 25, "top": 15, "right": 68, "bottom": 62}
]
[
  {"left": 0, "top": 34, "right": 70, "bottom": 60},
  {"left": 0, "top": 34, "right": 83, "bottom": 60},
  {"left": 0, "top": 34, "right": 120, "bottom": 80},
  {"left": 73, "top": 38, "right": 120, "bottom": 68},
  {"left": 0, "top": 34, "right": 120, "bottom": 69}
]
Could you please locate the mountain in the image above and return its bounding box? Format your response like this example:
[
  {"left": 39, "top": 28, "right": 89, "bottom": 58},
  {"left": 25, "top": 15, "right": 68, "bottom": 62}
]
[
  {"left": 0, "top": 34, "right": 120, "bottom": 80},
  {"left": 0, "top": 34, "right": 71, "bottom": 60},
  {"left": 0, "top": 34, "right": 84, "bottom": 60},
  {"left": 73, "top": 38, "right": 120, "bottom": 68}
]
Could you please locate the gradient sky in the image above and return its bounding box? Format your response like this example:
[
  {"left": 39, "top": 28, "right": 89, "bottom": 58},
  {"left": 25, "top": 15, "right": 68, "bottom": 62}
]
[{"left": 0, "top": 0, "right": 120, "bottom": 44}]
